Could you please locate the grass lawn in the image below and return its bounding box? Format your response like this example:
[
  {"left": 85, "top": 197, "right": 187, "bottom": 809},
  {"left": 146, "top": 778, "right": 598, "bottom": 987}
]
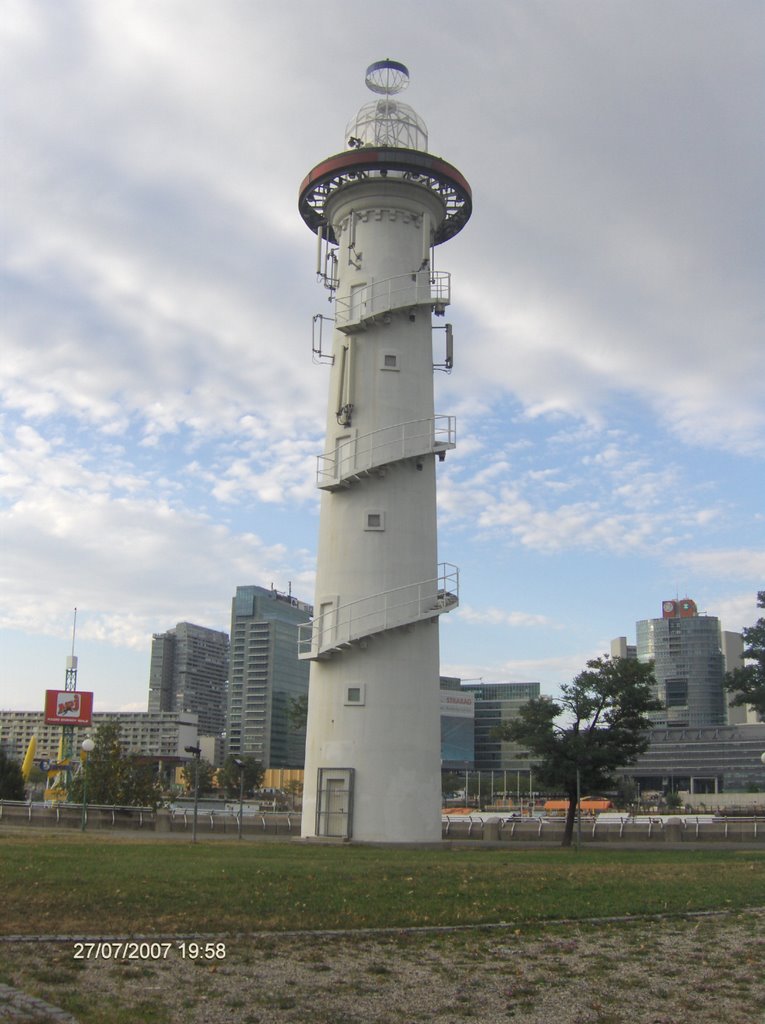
[
  {"left": 1, "top": 834, "right": 763, "bottom": 1024},
  {"left": 1, "top": 832, "right": 763, "bottom": 936}
]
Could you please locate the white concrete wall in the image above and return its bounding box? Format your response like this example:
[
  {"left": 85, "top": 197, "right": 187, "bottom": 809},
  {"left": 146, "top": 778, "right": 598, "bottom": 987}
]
[{"left": 301, "top": 180, "right": 449, "bottom": 842}]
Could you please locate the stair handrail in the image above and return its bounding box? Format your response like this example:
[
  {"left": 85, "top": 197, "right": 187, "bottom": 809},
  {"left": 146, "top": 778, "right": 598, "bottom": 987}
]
[
  {"left": 298, "top": 562, "right": 459, "bottom": 657},
  {"left": 317, "top": 415, "right": 456, "bottom": 486}
]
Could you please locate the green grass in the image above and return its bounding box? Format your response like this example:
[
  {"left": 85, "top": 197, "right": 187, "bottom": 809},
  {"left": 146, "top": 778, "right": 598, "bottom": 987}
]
[
  {"left": 1, "top": 832, "right": 763, "bottom": 935},
  {"left": 0, "top": 848, "right": 763, "bottom": 1024}
]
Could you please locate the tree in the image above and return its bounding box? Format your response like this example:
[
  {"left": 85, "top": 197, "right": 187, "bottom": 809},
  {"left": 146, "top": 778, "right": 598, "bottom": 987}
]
[
  {"left": 284, "top": 778, "right": 303, "bottom": 809},
  {"left": 288, "top": 693, "right": 309, "bottom": 732},
  {"left": 726, "top": 591, "right": 765, "bottom": 716},
  {"left": 68, "top": 723, "right": 161, "bottom": 808},
  {"left": 217, "top": 755, "right": 265, "bottom": 799},
  {"left": 665, "top": 790, "right": 683, "bottom": 811},
  {"left": 0, "top": 750, "right": 25, "bottom": 800},
  {"left": 499, "top": 656, "right": 661, "bottom": 847},
  {"left": 180, "top": 758, "right": 216, "bottom": 796}
]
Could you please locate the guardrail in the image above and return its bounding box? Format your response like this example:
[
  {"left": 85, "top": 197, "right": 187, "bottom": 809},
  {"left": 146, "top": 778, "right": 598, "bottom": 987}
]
[
  {"left": 441, "top": 814, "right": 765, "bottom": 844},
  {"left": 0, "top": 801, "right": 304, "bottom": 836},
  {"left": 298, "top": 563, "right": 459, "bottom": 659},
  {"left": 316, "top": 415, "right": 456, "bottom": 489},
  {"left": 0, "top": 800, "right": 155, "bottom": 829},
  {"left": 3, "top": 802, "right": 763, "bottom": 843},
  {"left": 167, "top": 809, "right": 301, "bottom": 835},
  {"left": 334, "top": 271, "right": 450, "bottom": 331}
]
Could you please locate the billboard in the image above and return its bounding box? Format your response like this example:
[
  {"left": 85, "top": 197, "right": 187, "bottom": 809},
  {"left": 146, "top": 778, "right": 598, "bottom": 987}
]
[{"left": 44, "top": 690, "right": 94, "bottom": 726}]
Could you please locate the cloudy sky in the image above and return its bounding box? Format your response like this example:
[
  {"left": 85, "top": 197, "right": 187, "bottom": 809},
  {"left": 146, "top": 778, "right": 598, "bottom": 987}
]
[{"left": 2, "top": 0, "right": 763, "bottom": 714}]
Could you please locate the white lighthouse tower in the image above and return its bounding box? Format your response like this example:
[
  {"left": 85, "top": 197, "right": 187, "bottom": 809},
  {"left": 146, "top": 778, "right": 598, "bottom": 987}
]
[{"left": 298, "top": 60, "right": 471, "bottom": 843}]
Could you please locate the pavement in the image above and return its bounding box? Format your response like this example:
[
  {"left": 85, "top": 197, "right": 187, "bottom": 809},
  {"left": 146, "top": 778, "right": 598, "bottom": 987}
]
[{"left": 0, "top": 982, "right": 79, "bottom": 1023}]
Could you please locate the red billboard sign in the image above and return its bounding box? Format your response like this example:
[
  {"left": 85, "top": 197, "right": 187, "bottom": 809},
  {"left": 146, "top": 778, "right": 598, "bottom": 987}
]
[{"left": 44, "top": 690, "right": 94, "bottom": 726}]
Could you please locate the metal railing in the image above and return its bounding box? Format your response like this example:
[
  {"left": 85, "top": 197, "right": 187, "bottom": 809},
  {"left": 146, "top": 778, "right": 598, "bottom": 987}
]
[
  {"left": 334, "top": 270, "right": 450, "bottom": 330},
  {"left": 0, "top": 800, "right": 155, "bottom": 828},
  {"left": 441, "top": 814, "right": 765, "bottom": 844},
  {"left": 169, "top": 809, "right": 301, "bottom": 835},
  {"left": 298, "top": 563, "right": 459, "bottom": 659},
  {"left": 317, "top": 415, "right": 456, "bottom": 488}
]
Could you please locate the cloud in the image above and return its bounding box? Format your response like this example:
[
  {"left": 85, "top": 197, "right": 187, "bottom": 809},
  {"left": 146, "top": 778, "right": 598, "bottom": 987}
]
[
  {"left": 442, "top": 652, "right": 596, "bottom": 694},
  {"left": 457, "top": 606, "right": 555, "bottom": 629},
  {"left": 437, "top": 6, "right": 765, "bottom": 456},
  {"left": 439, "top": 426, "right": 724, "bottom": 557},
  {"left": 1, "top": 1, "right": 762, "bottom": 714},
  {"left": 670, "top": 550, "right": 765, "bottom": 583},
  {"left": 710, "top": 592, "right": 762, "bottom": 635},
  {"left": 0, "top": 421, "right": 315, "bottom": 648}
]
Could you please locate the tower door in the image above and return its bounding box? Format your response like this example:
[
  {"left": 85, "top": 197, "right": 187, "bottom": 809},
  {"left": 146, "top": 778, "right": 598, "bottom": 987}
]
[
  {"left": 349, "top": 282, "right": 366, "bottom": 325},
  {"left": 316, "top": 767, "right": 354, "bottom": 838},
  {"left": 326, "top": 778, "right": 346, "bottom": 835}
]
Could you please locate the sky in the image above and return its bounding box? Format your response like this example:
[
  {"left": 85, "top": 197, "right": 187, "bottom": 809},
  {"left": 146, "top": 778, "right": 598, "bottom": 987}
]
[{"left": 1, "top": 0, "right": 763, "bottom": 714}]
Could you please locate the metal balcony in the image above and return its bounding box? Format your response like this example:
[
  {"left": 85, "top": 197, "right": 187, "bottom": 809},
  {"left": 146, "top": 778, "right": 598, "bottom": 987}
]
[
  {"left": 334, "top": 270, "right": 450, "bottom": 332},
  {"left": 317, "top": 415, "right": 456, "bottom": 490},
  {"left": 298, "top": 563, "right": 459, "bottom": 660}
]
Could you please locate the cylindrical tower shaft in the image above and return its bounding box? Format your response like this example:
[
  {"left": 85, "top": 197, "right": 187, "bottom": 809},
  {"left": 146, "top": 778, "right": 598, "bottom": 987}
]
[{"left": 298, "top": 62, "right": 470, "bottom": 843}]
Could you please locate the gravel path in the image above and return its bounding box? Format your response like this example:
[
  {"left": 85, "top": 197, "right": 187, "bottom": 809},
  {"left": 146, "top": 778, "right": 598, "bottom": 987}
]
[{"left": 1, "top": 910, "right": 764, "bottom": 1024}]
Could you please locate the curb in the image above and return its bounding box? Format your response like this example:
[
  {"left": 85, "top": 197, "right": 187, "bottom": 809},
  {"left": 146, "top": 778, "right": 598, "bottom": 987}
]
[{"left": 0, "top": 982, "right": 79, "bottom": 1023}]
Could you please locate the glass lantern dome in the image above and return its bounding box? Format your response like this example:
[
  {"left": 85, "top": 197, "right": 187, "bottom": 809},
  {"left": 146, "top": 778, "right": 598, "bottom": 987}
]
[{"left": 345, "top": 59, "right": 428, "bottom": 152}]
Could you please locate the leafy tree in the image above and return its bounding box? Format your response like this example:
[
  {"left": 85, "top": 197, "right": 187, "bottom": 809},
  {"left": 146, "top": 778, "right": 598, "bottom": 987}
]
[
  {"left": 68, "top": 723, "right": 161, "bottom": 808},
  {"left": 499, "top": 656, "right": 661, "bottom": 846},
  {"left": 615, "top": 776, "right": 640, "bottom": 811},
  {"left": 726, "top": 591, "right": 765, "bottom": 716},
  {"left": 288, "top": 693, "right": 309, "bottom": 732},
  {"left": 0, "top": 750, "right": 25, "bottom": 800},
  {"left": 180, "top": 757, "right": 216, "bottom": 795},
  {"left": 665, "top": 790, "right": 683, "bottom": 811},
  {"left": 283, "top": 778, "right": 303, "bottom": 809},
  {"left": 217, "top": 755, "right": 265, "bottom": 799}
]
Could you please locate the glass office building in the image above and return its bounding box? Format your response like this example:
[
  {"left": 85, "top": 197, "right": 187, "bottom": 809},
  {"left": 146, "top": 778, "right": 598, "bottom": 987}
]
[
  {"left": 637, "top": 598, "right": 726, "bottom": 728},
  {"left": 226, "top": 585, "right": 312, "bottom": 767},
  {"left": 148, "top": 622, "right": 229, "bottom": 738},
  {"left": 459, "top": 681, "right": 541, "bottom": 771}
]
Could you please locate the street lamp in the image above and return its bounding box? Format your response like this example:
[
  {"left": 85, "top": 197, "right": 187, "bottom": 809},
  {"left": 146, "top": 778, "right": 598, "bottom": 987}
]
[
  {"left": 80, "top": 738, "right": 95, "bottom": 832},
  {"left": 184, "top": 745, "right": 201, "bottom": 843},
  {"left": 233, "top": 758, "right": 245, "bottom": 840}
]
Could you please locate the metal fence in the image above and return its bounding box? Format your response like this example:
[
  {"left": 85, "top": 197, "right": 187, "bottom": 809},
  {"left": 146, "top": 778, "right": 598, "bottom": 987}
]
[
  {"left": 3, "top": 802, "right": 764, "bottom": 843},
  {"left": 441, "top": 814, "right": 765, "bottom": 843},
  {"left": 0, "top": 801, "right": 300, "bottom": 836}
]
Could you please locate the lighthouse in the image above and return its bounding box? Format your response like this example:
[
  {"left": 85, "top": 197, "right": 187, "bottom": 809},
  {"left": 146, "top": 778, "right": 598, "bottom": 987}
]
[{"left": 297, "top": 60, "right": 471, "bottom": 843}]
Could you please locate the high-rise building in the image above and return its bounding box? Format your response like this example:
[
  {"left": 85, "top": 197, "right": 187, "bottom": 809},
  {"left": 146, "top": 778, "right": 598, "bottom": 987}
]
[
  {"left": 460, "top": 681, "right": 541, "bottom": 771},
  {"left": 611, "top": 599, "right": 760, "bottom": 793},
  {"left": 226, "top": 585, "right": 311, "bottom": 768},
  {"left": 635, "top": 598, "right": 726, "bottom": 728},
  {"left": 614, "top": 599, "right": 730, "bottom": 729},
  {"left": 148, "top": 622, "right": 229, "bottom": 738}
]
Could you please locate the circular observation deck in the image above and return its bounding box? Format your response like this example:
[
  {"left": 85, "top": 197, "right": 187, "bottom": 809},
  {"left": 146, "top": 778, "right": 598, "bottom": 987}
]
[{"left": 298, "top": 147, "right": 472, "bottom": 246}]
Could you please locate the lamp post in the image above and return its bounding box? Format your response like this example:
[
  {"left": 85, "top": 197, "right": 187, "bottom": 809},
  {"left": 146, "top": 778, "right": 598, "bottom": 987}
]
[
  {"left": 80, "top": 737, "right": 94, "bottom": 832},
  {"left": 576, "top": 764, "right": 582, "bottom": 852},
  {"left": 184, "top": 745, "right": 201, "bottom": 843},
  {"left": 233, "top": 757, "right": 245, "bottom": 840}
]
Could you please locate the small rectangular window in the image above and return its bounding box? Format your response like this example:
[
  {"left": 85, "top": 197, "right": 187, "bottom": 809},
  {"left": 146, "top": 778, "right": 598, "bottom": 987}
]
[
  {"left": 344, "top": 685, "right": 365, "bottom": 706},
  {"left": 364, "top": 510, "right": 385, "bottom": 531},
  {"left": 381, "top": 351, "right": 400, "bottom": 370}
]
